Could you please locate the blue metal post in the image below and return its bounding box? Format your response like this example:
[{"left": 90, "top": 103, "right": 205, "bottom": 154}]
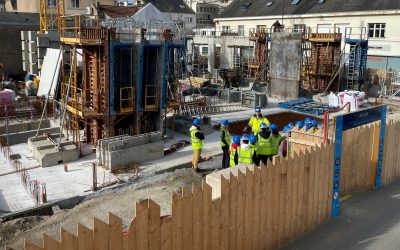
[
  {"left": 331, "top": 116, "right": 343, "bottom": 217},
  {"left": 375, "top": 105, "right": 387, "bottom": 191},
  {"left": 137, "top": 44, "right": 144, "bottom": 112}
]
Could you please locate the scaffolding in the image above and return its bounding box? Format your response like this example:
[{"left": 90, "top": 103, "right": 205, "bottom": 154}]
[{"left": 248, "top": 27, "right": 269, "bottom": 82}]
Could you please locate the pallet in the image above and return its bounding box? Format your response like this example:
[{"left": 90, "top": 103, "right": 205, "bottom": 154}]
[{"left": 278, "top": 98, "right": 334, "bottom": 116}]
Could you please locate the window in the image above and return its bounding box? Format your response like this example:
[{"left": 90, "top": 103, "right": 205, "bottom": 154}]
[
  {"left": 71, "top": 0, "right": 79, "bottom": 8},
  {"left": 201, "top": 47, "right": 208, "bottom": 55},
  {"left": 201, "top": 31, "right": 207, "bottom": 36},
  {"left": 211, "top": 31, "right": 216, "bottom": 36},
  {"left": 266, "top": 1, "right": 274, "bottom": 7},
  {"left": 179, "top": 4, "right": 186, "bottom": 9},
  {"left": 368, "top": 23, "right": 386, "bottom": 38},
  {"left": 294, "top": 24, "right": 305, "bottom": 33},
  {"left": 222, "top": 26, "right": 230, "bottom": 33},
  {"left": 185, "top": 17, "right": 193, "bottom": 23},
  {"left": 290, "top": 0, "right": 301, "bottom": 4},
  {"left": 238, "top": 25, "right": 244, "bottom": 36}
]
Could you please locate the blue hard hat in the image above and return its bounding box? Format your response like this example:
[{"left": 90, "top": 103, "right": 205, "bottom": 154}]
[
  {"left": 269, "top": 124, "right": 278, "bottom": 131},
  {"left": 193, "top": 117, "right": 200, "bottom": 126},
  {"left": 296, "top": 120, "right": 304, "bottom": 129},
  {"left": 288, "top": 122, "right": 295, "bottom": 129},
  {"left": 283, "top": 126, "right": 290, "bottom": 133},
  {"left": 242, "top": 134, "right": 249, "bottom": 141},
  {"left": 260, "top": 122, "right": 268, "bottom": 129},
  {"left": 249, "top": 134, "right": 257, "bottom": 143},
  {"left": 304, "top": 117, "right": 312, "bottom": 124},
  {"left": 221, "top": 119, "right": 229, "bottom": 126},
  {"left": 255, "top": 106, "right": 261, "bottom": 113},
  {"left": 305, "top": 124, "right": 312, "bottom": 131},
  {"left": 233, "top": 135, "right": 241, "bottom": 144},
  {"left": 311, "top": 120, "right": 318, "bottom": 127}
]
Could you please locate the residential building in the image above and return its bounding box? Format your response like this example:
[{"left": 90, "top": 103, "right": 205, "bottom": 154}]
[
  {"left": 184, "top": 0, "right": 233, "bottom": 27},
  {"left": 4, "top": 0, "right": 115, "bottom": 15},
  {"left": 213, "top": 0, "right": 400, "bottom": 72}
]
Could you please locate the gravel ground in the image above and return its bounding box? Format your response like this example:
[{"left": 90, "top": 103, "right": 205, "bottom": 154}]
[{"left": 1, "top": 157, "right": 221, "bottom": 249}]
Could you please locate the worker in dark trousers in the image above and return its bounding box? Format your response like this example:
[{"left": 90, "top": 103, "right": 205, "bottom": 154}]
[
  {"left": 249, "top": 134, "right": 260, "bottom": 166},
  {"left": 229, "top": 135, "right": 241, "bottom": 167},
  {"left": 256, "top": 122, "right": 271, "bottom": 166},
  {"left": 270, "top": 124, "right": 285, "bottom": 157},
  {"left": 220, "top": 119, "right": 231, "bottom": 168}
]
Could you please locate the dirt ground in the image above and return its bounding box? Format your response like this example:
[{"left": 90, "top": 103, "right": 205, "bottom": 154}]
[{"left": 0, "top": 165, "right": 210, "bottom": 249}]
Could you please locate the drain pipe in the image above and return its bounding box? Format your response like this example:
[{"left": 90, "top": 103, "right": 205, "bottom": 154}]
[{"left": 322, "top": 102, "right": 351, "bottom": 144}]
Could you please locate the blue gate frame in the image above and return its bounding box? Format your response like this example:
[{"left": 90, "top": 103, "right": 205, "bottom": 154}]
[{"left": 331, "top": 105, "right": 387, "bottom": 217}]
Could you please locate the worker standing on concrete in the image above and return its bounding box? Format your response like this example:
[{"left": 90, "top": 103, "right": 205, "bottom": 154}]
[
  {"left": 256, "top": 122, "right": 272, "bottom": 166},
  {"left": 190, "top": 117, "right": 205, "bottom": 171},
  {"left": 270, "top": 124, "right": 285, "bottom": 157},
  {"left": 229, "top": 135, "right": 241, "bottom": 167},
  {"left": 220, "top": 119, "right": 231, "bottom": 169},
  {"left": 249, "top": 134, "right": 260, "bottom": 166},
  {"left": 244, "top": 106, "right": 270, "bottom": 134},
  {"left": 238, "top": 134, "right": 258, "bottom": 165}
]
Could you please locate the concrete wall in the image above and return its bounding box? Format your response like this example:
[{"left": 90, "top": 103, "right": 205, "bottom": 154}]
[
  {"left": 0, "top": 17, "right": 38, "bottom": 77},
  {"left": 1, "top": 127, "right": 59, "bottom": 145},
  {"left": 269, "top": 33, "right": 302, "bottom": 100},
  {"left": 0, "top": 119, "right": 50, "bottom": 134}
]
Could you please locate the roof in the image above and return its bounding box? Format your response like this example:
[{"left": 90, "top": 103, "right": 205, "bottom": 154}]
[
  {"left": 143, "top": 0, "right": 195, "bottom": 15},
  {"left": 0, "top": 12, "right": 39, "bottom": 25},
  {"left": 99, "top": 5, "right": 142, "bottom": 18},
  {"left": 219, "top": 0, "right": 400, "bottom": 19}
]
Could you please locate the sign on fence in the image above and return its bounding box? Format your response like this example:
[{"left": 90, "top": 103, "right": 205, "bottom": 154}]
[{"left": 331, "top": 105, "right": 387, "bottom": 217}]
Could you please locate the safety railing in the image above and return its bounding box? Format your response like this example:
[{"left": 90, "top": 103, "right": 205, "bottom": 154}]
[{"left": 60, "top": 15, "right": 107, "bottom": 45}]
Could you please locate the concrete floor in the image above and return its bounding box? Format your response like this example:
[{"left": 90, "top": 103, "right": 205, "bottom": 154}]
[{"left": 284, "top": 180, "right": 400, "bottom": 250}]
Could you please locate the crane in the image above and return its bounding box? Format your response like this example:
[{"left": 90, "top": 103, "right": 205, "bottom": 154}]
[{"left": 39, "top": 0, "right": 66, "bottom": 33}]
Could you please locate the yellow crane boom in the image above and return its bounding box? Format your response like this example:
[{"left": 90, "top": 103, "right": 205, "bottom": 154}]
[{"left": 39, "top": 0, "right": 66, "bottom": 33}]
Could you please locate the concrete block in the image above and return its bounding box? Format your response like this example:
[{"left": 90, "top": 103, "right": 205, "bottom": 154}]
[
  {"left": 28, "top": 41, "right": 37, "bottom": 52},
  {"left": 22, "top": 50, "right": 29, "bottom": 61},
  {"left": 28, "top": 53, "right": 38, "bottom": 63},
  {"left": 38, "top": 59, "right": 44, "bottom": 68},
  {"left": 36, "top": 36, "right": 50, "bottom": 47},
  {"left": 29, "top": 63, "right": 38, "bottom": 74},
  {"left": 27, "top": 31, "right": 37, "bottom": 41},
  {"left": 21, "top": 40, "right": 28, "bottom": 51},
  {"left": 21, "top": 30, "right": 29, "bottom": 41},
  {"left": 22, "top": 61, "right": 29, "bottom": 71},
  {"left": 37, "top": 48, "right": 47, "bottom": 59},
  {"left": 47, "top": 30, "right": 60, "bottom": 42}
]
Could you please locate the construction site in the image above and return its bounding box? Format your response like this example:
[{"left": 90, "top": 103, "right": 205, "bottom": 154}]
[{"left": 1, "top": 0, "right": 400, "bottom": 249}]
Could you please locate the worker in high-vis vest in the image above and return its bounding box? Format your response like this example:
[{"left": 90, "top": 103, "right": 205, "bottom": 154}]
[
  {"left": 220, "top": 119, "right": 231, "bottom": 169},
  {"left": 257, "top": 122, "right": 272, "bottom": 166},
  {"left": 244, "top": 106, "right": 270, "bottom": 134},
  {"left": 270, "top": 124, "right": 285, "bottom": 156},
  {"left": 229, "top": 135, "right": 241, "bottom": 167},
  {"left": 238, "top": 134, "right": 257, "bottom": 165},
  {"left": 190, "top": 117, "right": 205, "bottom": 170},
  {"left": 249, "top": 134, "right": 260, "bottom": 166}
]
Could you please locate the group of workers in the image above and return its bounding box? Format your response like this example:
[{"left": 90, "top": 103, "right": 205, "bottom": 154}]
[{"left": 190, "top": 106, "right": 318, "bottom": 170}]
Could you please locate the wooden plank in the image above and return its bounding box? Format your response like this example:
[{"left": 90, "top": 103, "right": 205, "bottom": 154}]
[
  {"left": 277, "top": 158, "right": 288, "bottom": 247},
  {"left": 272, "top": 160, "right": 282, "bottom": 249},
  {"left": 136, "top": 200, "right": 149, "bottom": 250},
  {"left": 94, "top": 217, "right": 109, "bottom": 250},
  {"left": 124, "top": 218, "right": 136, "bottom": 250},
  {"left": 211, "top": 199, "right": 221, "bottom": 250},
  {"left": 161, "top": 217, "right": 172, "bottom": 250},
  {"left": 172, "top": 192, "right": 183, "bottom": 250},
  {"left": 317, "top": 144, "right": 325, "bottom": 224},
  {"left": 61, "top": 228, "right": 78, "bottom": 250},
  {"left": 202, "top": 182, "right": 212, "bottom": 250},
  {"left": 43, "top": 234, "right": 61, "bottom": 250},
  {"left": 148, "top": 199, "right": 161, "bottom": 250},
  {"left": 265, "top": 159, "right": 275, "bottom": 249},
  {"left": 220, "top": 176, "right": 230, "bottom": 250},
  {"left": 236, "top": 170, "right": 246, "bottom": 250},
  {"left": 192, "top": 186, "right": 203, "bottom": 250},
  {"left": 181, "top": 187, "right": 193, "bottom": 250},
  {"left": 306, "top": 147, "right": 316, "bottom": 230},
  {"left": 244, "top": 167, "right": 254, "bottom": 250},
  {"left": 319, "top": 144, "right": 329, "bottom": 221},
  {"left": 109, "top": 213, "right": 123, "bottom": 250},
  {"left": 228, "top": 173, "right": 238, "bottom": 250},
  {"left": 284, "top": 156, "right": 294, "bottom": 243},
  {"left": 259, "top": 166, "right": 268, "bottom": 248},
  {"left": 24, "top": 241, "right": 43, "bottom": 250},
  {"left": 301, "top": 148, "right": 311, "bottom": 233},
  {"left": 297, "top": 152, "right": 306, "bottom": 235},
  {"left": 252, "top": 166, "right": 261, "bottom": 250},
  {"left": 290, "top": 153, "right": 299, "bottom": 240},
  {"left": 78, "top": 223, "right": 94, "bottom": 250},
  {"left": 312, "top": 145, "right": 321, "bottom": 228}
]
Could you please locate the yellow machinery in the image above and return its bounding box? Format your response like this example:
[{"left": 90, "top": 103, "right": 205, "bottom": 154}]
[{"left": 39, "top": 0, "right": 65, "bottom": 33}]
